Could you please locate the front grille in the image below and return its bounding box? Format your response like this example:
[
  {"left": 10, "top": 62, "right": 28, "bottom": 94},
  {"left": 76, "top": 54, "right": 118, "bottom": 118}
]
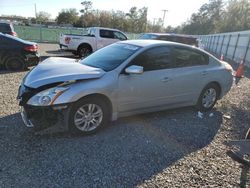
[{"left": 24, "top": 105, "right": 59, "bottom": 131}]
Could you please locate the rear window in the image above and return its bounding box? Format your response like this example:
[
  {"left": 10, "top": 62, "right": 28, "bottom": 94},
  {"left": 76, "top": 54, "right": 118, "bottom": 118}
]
[
  {"left": 138, "top": 34, "right": 158, "bottom": 39},
  {"left": 159, "top": 36, "right": 198, "bottom": 46},
  {"left": 0, "top": 24, "right": 12, "bottom": 32},
  {"left": 141, "top": 34, "right": 198, "bottom": 47},
  {"left": 172, "top": 47, "right": 209, "bottom": 67},
  {"left": 99, "top": 29, "right": 114, "bottom": 39}
]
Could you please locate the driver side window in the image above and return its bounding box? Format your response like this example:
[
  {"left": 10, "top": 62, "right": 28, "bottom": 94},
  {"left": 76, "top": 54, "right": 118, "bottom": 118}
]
[{"left": 131, "top": 46, "right": 171, "bottom": 71}]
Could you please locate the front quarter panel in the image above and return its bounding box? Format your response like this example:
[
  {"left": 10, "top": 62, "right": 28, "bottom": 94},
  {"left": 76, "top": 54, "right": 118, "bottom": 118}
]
[{"left": 53, "top": 71, "right": 118, "bottom": 108}]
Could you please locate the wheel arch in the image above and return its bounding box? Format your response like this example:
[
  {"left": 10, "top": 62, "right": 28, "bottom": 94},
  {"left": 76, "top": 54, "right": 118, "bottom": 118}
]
[
  {"left": 207, "top": 81, "right": 222, "bottom": 98},
  {"left": 196, "top": 81, "right": 222, "bottom": 111},
  {"left": 3, "top": 52, "right": 26, "bottom": 70},
  {"left": 75, "top": 93, "right": 113, "bottom": 120},
  {"left": 77, "top": 43, "right": 93, "bottom": 53}
]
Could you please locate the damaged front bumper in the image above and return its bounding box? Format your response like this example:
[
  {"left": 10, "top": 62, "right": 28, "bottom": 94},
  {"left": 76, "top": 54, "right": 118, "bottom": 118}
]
[
  {"left": 18, "top": 82, "right": 72, "bottom": 134},
  {"left": 20, "top": 104, "right": 71, "bottom": 135}
]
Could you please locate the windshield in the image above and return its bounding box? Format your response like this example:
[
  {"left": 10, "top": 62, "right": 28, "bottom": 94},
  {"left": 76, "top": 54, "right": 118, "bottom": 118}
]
[{"left": 81, "top": 43, "right": 141, "bottom": 71}]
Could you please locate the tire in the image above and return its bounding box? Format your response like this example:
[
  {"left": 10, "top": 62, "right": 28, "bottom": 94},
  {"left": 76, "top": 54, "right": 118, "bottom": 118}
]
[
  {"left": 69, "top": 97, "right": 110, "bottom": 135},
  {"left": 5, "top": 55, "right": 26, "bottom": 71},
  {"left": 72, "top": 51, "right": 78, "bottom": 56},
  {"left": 77, "top": 45, "right": 92, "bottom": 58},
  {"left": 196, "top": 83, "right": 220, "bottom": 111}
]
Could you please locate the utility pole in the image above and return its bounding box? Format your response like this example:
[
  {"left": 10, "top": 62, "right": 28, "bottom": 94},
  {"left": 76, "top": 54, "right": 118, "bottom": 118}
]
[
  {"left": 162, "top": 9, "right": 168, "bottom": 27},
  {"left": 34, "top": 4, "right": 37, "bottom": 24}
]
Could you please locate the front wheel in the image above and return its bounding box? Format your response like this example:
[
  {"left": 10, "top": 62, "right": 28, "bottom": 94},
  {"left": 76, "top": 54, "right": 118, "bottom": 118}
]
[
  {"left": 78, "top": 46, "right": 92, "bottom": 58},
  {"left": 196, "top": 83, "right": 220, "bottom": 111},
  {"left": 69, "top": 97, "right": 109, "bottom": 134}
]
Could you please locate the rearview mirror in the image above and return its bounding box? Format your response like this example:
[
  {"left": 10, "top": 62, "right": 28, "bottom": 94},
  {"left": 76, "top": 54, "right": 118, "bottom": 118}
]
[{"left": 125, "top": 65, "right": 143, "bottom": 74}]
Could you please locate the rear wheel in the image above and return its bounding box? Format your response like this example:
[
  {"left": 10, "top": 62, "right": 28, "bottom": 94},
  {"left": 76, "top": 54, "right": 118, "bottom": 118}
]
[
  {"left": 196, "top": 83, "right": 220, "bottom": 111},
  {"left": 69, "top": 97, "right": 110, "bottom": 134},
  {"left": 77, "top": 45, "right": 92, "bottom": 58},
  {"left": 5, "top": 55, "right": 26, "bottom": 71}
]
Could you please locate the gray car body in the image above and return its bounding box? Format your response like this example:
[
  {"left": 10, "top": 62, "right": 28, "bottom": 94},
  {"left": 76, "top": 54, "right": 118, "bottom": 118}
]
[{"left": 23, "top": 40, "right": 233, "bottom": 121}]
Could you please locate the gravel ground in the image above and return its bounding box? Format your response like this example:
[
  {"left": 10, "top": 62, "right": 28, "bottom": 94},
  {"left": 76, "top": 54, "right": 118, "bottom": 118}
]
[
  {"left": 38, "top": 43, "right": 73, "bottom": 58},
  {"left": 0, "top": 44, "right": 249, "bottom": 187}
]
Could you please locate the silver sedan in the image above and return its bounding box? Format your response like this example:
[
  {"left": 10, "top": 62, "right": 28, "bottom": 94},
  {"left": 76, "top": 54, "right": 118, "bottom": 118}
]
[{"left": 18, "top": 40, "right": 233, "bottom": 134}]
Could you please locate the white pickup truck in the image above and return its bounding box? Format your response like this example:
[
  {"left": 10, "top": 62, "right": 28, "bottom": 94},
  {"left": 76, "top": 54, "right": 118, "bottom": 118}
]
[{"left": 59, "top": 27, "right": 128, "bottom": 57}]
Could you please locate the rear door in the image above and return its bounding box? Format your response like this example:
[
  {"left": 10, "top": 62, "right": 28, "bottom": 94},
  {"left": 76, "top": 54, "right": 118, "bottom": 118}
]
[{"left": 168, "top": 46, "right": 210, "bottom": 103}]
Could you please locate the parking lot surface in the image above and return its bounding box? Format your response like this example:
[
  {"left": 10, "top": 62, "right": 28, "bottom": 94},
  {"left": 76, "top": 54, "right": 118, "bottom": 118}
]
[{"left": 0, "top": 43, "right": 249, "bottom": 187}]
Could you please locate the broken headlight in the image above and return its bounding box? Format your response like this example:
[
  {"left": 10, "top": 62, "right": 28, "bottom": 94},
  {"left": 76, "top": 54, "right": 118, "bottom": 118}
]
[{"left": 27, "top": 86, "right": 69, "bottom": 106}]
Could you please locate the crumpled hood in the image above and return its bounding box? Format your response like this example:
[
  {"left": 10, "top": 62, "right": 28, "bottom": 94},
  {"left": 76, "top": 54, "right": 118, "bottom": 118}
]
[{"left": 24, "top": 57, "right": 105, "bottom": 88}]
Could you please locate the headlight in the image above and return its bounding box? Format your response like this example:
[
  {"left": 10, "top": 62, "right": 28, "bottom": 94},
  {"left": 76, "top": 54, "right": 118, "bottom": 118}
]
[{"left": 27, "top": 86, "right": 69, "bottom": 106}]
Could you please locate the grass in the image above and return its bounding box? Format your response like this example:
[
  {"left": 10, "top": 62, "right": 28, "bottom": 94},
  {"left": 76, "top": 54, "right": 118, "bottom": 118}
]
[{"left": 14, "top": 25, "right": 139, "bottom": 43}]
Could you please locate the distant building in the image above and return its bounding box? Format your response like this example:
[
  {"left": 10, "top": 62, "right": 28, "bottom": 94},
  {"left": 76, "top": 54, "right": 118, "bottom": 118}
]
[{"left": 0, "top": 16, "right": 28, "bottom": 25}]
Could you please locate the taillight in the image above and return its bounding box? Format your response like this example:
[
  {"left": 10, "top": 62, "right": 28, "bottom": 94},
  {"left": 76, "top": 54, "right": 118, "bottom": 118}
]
[
  {"left": 65, "top": 37, "right": 71, "bottom": 44},
  {"left": 24, "top": 44, "right": 38, "bottom": 52},
  {"left": 10, "top": 31, "right": 17, "bottom": 37}
]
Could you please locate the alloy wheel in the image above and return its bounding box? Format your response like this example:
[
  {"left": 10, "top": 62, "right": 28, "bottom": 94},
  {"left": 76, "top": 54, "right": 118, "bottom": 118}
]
[
  {"left": 202, "top": 88, "right": 217, "bottom": 108},
  {"left": 74, "top": 104, "right": 103, "bottom": 132}
]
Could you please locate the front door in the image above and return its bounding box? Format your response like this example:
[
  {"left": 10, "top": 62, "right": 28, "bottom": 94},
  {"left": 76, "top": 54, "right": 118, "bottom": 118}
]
[{"left": 118, "top": 46, "right": 176, "bottom": 112}]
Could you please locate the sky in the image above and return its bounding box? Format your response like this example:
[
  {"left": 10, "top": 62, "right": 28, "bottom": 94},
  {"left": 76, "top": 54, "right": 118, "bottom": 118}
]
[{"left": 0, "top": 0, "right": 209, "bottom": 27}]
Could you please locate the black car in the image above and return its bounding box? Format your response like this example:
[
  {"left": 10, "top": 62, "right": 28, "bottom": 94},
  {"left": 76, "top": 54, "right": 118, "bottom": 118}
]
[
  {"left": 139, "top": 33, "right": 199, "bottom": 47},
  {"left": 0, "top": 33, "right": 39, "bottom": 71},
  {"left": 0, "top": 22, "right": 17, "bottom": 37}
]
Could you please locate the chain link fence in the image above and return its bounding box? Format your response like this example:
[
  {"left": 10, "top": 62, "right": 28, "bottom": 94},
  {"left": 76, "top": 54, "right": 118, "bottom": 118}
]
[
  {"left": 198, "top": 30, "right": 250, "bottom": 67},
  {"left": 14, "top": 25, "right": 140, "bottom": 43}
]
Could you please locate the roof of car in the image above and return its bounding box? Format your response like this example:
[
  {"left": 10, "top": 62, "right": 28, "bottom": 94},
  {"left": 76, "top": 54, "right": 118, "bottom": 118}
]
[
  {"left": 0, "top": 21, "right": 11, "bottom": 25},
  {"left": 142, "top": 33, "right": 197, "bottom": 39},
  {"left": 88, "top": 27, "right": 121, "bottom": 32},
  {"left": 120, "top": 39, "right": 192, "bottom": 48}
]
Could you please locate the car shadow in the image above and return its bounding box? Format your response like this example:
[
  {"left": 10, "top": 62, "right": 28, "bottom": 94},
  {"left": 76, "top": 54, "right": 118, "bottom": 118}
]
[{"left": 0, "top": 107, "right": 223, "bottom": 187}]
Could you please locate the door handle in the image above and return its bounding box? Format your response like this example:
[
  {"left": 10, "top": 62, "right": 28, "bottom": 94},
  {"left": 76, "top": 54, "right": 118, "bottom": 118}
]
[
  {"left": 202, "top": 71, "right": 208, "bottom": 76},
  {"left": 161, "top": 77, "right": 172, "bottom": 82}
]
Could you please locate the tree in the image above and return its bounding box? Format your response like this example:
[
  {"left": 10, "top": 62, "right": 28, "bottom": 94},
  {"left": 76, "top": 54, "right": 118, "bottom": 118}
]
[
  {"left": 80, "top": 1, "right": 93, "bottom": 14},
  {"left": 36, "top": 11, "right": 51, "bottom": 23},
  {"left": 180, "top": 0, "right": 224, "bottom": 34},
  {"left": 126, "top": 7, "right": 148, "bottom": 33},
  {"left": 56, "top": 9, "right": 79, "bottom": 25},
  {"left": 219, "top": 0, "right": 250, "bottom": 32}
]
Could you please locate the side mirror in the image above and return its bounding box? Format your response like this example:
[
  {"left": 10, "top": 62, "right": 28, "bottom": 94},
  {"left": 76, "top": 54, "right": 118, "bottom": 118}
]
[{"left": 125, "top": 65, "right": 143, "bottom": 74}]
